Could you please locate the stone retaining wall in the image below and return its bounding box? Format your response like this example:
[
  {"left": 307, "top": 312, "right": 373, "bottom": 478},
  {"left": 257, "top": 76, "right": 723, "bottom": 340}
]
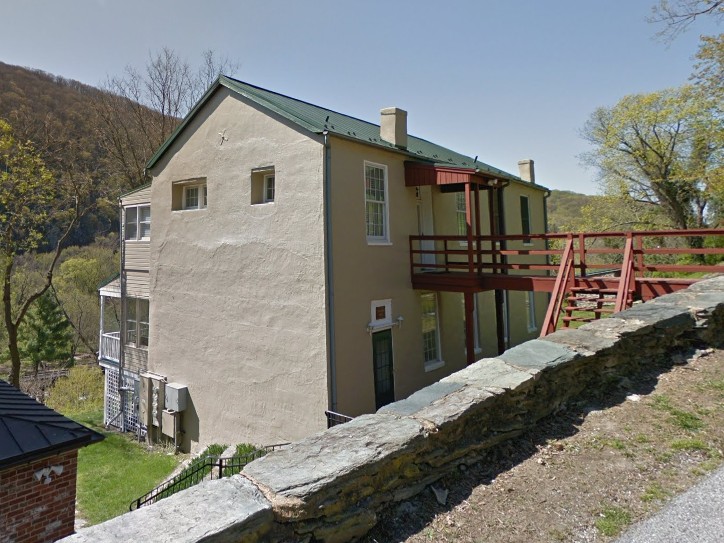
[{"left": 62, "top": 276, "right": 724, "bottom": 543}]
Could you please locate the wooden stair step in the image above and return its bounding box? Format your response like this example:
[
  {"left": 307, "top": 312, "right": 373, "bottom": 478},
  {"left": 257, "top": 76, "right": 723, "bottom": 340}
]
[
  {"left": 565, "top": 296, "right": 616, "bottom": 302},
  {"left": 571, "top": 287, "right": 619, "bottom": 294},
  {"left": 562, "top": 316, "right": 594, "bottom": 323}
]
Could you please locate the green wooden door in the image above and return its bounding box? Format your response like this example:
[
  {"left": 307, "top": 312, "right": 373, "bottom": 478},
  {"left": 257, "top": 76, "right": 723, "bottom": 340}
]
[{"left": 372, "top": 329, "right": 395, "bottom": 409}]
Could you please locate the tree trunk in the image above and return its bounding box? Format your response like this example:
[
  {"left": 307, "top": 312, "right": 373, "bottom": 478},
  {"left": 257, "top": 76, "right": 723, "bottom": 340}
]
[
  {"left": 7, "top": 323, "right": 21, "bottom": 388},
  {"left": 3, "top": 255, "right": 20, "bottom": 388}
]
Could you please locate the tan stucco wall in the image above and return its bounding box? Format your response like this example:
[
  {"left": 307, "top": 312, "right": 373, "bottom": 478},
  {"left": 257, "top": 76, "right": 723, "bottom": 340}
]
[
  {"left": 328, "top": 137, "right": 502, "bottom": 416},
  {"left": 147, "top": 88, "right": 328, "bottom": 450},
  {"left": 501, "top": 181, "right": 549, "bottom": 345}
]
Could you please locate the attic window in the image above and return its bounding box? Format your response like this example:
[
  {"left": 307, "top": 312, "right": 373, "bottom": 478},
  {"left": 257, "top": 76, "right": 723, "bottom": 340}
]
[
  {"left": 172, "top": 179, "right": 207, "bottom": 211},
  {"left": 251, "top": 167, "right": 275, "bottom": 205}
]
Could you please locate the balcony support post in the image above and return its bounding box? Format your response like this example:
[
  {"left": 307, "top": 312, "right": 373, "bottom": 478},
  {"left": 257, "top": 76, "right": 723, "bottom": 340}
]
[
  {"left": 99, "top": 295, "right": 105, "bottom": 359},
  {"left": 474, "top": 183, "right": 482, "bottom": 275},
  {"left": 465, "top": 183, "right": 473, "bottom": 273}
]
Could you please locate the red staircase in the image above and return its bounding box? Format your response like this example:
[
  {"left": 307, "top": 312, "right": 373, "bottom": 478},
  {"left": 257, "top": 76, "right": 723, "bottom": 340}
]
[{"left": 541, "top": 234, "right": 637, "bottom": 335}]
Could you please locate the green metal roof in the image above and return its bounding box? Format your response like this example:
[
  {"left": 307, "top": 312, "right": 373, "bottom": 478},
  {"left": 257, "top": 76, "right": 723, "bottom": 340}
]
[{"left": 146, "top": 76, "right": 545, "bottom": 189}]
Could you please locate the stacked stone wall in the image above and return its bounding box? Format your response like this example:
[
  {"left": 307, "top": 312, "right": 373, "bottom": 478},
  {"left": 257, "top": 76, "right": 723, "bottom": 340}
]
[{"left": 61, "top": 276, "right": 724, "bottom": 543}]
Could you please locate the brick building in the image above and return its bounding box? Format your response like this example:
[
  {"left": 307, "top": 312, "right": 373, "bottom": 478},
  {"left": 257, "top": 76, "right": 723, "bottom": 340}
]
[{"left": 0, "top": 380, "right": 103, "bottom": 543}]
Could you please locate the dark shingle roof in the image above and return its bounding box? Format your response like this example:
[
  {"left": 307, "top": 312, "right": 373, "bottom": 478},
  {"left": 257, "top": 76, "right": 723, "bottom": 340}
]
[
  {"left": 147, "top": 76, "right": 543, "bottom": 189},
  {"left": 0, "top": 379, "right": 104, "bottom": 469}
]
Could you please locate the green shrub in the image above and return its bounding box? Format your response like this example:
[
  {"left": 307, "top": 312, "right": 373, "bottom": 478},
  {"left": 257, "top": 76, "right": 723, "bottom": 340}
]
[{"left": 46, "top": 365, "right": 104, "bottom": 416}]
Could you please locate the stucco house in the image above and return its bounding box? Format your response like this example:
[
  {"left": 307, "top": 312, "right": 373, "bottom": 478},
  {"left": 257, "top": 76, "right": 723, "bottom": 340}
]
[{"left": 98, "top": 76, "right": 550, "bottom": 451}]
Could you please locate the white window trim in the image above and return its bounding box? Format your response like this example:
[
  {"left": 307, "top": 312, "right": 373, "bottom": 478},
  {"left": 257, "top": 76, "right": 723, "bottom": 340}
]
[
  {"left": 421, "top": 292, "right": 444, "bottom": 372},
  {"left": 456, "top": 192, "right": 469, "bottom": 247},
  {"left": 124, "top": 205, "right": 151, "bottom": 242},
  {"left": 364, "top": 161, "right": 390, "bottom": 245},
  {"left": 182, "top": 182, "right": 207, "bottom": 210},
  {"left": 125, "top": 298, "right": 149, "bottom": 349},
  {"left": 263, "top": 174, "right": 275, "bottom": 203}
]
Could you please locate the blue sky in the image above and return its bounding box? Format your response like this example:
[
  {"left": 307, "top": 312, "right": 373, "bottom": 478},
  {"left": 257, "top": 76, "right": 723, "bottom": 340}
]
[{"left": 0, "top": 0, "right": 719, "bottom": 194}]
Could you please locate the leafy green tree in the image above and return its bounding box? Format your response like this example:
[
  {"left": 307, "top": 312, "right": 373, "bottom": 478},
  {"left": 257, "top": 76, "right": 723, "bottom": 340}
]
[
  {"left": 581, "top": 85, "right": 723, "bottom": 238},
  {"left": 54, "top": 240, "right": 119, "bottom": 355},
  {"left": 19, "top": 292, "right": 73, "bottom": 375},
  {"left": 0, "top": 120, "right": 92, "bottom": 387}
]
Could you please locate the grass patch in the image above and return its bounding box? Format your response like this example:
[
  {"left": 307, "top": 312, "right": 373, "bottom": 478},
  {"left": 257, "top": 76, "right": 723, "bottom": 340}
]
[
  {"left": 74, "top": 411, "right": 180, "bottom": 525},
  {"left": 595, "top": 506, "right": 632, "bottom": 536},
  {"left": 222, "top": 443, "right": 264, "bottom": 477},
  {"left": 641, "top": 483, "right": 670, "bottom": 502},
  {"left": 671, "top": 439, "right": 710, "bottom": 453},
  {"left": 651, "top": 394, "right": 704, "bottom": 431}
]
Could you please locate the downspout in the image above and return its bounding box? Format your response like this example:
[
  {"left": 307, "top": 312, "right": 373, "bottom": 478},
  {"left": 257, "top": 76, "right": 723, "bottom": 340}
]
[
  {"left": 118, "top": 198, "right": 127, "bottom": 433},
  {"left": 496, "top": 183, "right": 510, "bottom": 353},
  {"left": 323, "top": 131, "right": 338, "bottom": 412}
]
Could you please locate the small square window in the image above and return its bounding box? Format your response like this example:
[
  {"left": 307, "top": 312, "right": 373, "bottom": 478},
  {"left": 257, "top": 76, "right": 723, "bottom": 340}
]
[{"left": 172, "top": 179, "right": 207, "bottom": 211}]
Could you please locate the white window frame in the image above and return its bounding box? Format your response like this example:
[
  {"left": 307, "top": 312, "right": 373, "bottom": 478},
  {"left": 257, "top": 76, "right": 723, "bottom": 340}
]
[
  {"left": 263, "top": 174, "right": 275, "bottom": 203},
  {"left": 368, "top": 299, "right": 392, "bottom": 332},
  {"left": 124, "top": 205, "right": 150, "bottom": 241},
  {"left": 421, "top": 292, "right": 443, "bottom": 372},
  {"left": 526, "top": 291, "right": 537, "bottom": 333},
  {"left": 364, "top": 161, "right": 390, "bottom": 245},
  {"left": 125, "top": 298, "right": 149, "bottom": 349},
  {"left": 182, "top": 182, "right": 207, "bottom": 210}
]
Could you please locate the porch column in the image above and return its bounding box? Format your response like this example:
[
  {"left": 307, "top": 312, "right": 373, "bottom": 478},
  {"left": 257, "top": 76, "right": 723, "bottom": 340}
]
[
  {"left": 488, "top": 189, "right": 497, "bottom": 272},
  {"left": 465, "top": 183, "right": 473, "bottom": 273},
  {"left": 474, "top": 183, "right": 482, "bottom": 274},
  {"left": 99, "top": 295, "right": 105, "bottom": 359},
  {"left": 464, "top": 291, "right": 476, "bottom": 365}
]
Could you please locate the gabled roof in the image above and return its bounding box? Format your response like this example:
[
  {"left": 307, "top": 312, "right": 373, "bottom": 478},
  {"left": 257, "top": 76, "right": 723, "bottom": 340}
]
[
  {"left": 146, "top": 76, "right": 541, "bottom": 188},
  {"left": 0, "top": 379, "right": 104, "bottom": 469}
]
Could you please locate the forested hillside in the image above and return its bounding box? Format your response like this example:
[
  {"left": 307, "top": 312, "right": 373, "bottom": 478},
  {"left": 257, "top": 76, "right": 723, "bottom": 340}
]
[
  {"left": 0, "top": 54, "right": 229, "bottom": 386},
  {"left": 546, "top": 190, "right": 596, "bottom": 232}
]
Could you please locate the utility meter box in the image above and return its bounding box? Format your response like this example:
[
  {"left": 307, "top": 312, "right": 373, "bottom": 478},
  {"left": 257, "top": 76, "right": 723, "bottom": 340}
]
[
  {"left": 164, "top": 383, "right": 188, "bottom": 412},
  {"left": 161, "top": 409, "right": 178, "bottom": 438}
]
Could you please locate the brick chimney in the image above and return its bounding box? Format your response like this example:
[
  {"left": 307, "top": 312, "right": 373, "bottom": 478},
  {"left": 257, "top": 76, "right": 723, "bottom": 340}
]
[
  {"left": 380, "top": 107, "right": 407, "bottom": 149},
  {"left": 518, "top": 159, "right": 535, "bottom": 183}
]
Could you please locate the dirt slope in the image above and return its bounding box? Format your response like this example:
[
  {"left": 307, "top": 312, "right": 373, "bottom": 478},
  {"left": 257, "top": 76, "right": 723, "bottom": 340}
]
[{"left": 365, "top": 348, "right": 724, "bottom": 543}]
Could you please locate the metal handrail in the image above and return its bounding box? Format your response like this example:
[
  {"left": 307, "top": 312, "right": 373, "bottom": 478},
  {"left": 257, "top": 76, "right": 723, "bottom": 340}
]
[{"left": 129, "top": 443, "right": 289, "bottom": 510}]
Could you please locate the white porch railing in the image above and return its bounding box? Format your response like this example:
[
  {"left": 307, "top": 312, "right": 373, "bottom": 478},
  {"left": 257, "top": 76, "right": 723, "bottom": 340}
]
[{"left": 100, "top": 332, "right": 121, "bottom": 363}]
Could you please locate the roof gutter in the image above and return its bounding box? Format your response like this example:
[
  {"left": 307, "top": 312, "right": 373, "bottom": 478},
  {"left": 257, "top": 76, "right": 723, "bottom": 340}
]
[{"left": 322, "top": 131, "right": 337, "bottom": 412}]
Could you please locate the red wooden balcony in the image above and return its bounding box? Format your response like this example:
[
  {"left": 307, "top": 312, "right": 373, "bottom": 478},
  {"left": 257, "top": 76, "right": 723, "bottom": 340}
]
[{"left": 410, "top": 228, "right": 724, "bottom": 349}]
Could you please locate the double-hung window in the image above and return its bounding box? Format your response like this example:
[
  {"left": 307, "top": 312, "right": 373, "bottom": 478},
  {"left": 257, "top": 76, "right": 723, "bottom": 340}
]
[
  {"left": 124, "top": 205, "right": 151, "bottom": 241},
  {"left": 421, "top": 292, "right": 442, "bottom": 371},
  {"left": 183, "top": 183, "right": 207, "bottom": 210},
  {"left": 456, "top": 192, "right": 467, "bottom": 236},
  {"left": 264, "top": 174, "right": 275, "bottom": 203},
  {"left": 125, "top": 298, "right": 149, "bottom": 348},
  {"left": 365, "top": 162, "right": 389, "bottom": 244}
]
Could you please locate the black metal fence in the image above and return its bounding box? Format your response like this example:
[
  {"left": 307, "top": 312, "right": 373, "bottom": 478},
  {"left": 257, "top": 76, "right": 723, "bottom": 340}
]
[
  {"left": 129, "top": 443, "right": 288, "bottom": 511},
  {"left": 325, "top": 410, "right": 354, "bottom": 428}
]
